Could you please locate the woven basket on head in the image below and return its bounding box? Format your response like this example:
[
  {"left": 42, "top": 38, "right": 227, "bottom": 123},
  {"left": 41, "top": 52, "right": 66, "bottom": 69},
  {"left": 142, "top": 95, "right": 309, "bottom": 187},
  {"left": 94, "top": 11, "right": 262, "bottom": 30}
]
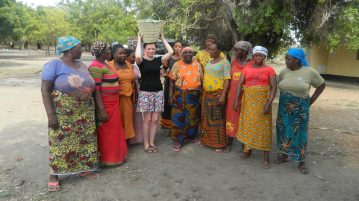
[{"left": 137, "top": 15, "right": 165, "bottom": 43}]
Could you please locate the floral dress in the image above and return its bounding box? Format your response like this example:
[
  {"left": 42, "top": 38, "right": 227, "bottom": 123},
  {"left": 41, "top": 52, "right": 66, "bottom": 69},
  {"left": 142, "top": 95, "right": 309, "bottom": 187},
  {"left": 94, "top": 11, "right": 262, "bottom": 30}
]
[{"left": 41, "top": 59, "right": 98, "bottom": 175}]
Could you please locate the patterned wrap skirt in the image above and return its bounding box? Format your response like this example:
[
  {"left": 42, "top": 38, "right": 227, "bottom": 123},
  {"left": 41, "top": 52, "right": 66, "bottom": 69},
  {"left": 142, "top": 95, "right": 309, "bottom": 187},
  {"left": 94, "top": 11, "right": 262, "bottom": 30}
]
[
  {"left": 276, "top": 92, "right": 310, "bottom": 162},
  {"left": 171, "top": 88, "right": 201, "bottom": 144},
  {"left": 48, "top": 90, "right": 98, "bottom": 175},
  {"left": 237, "top": 86, "right": 272, "bottom": 151},
  {"left": 200, "top": 90, "right": 228, "bottom": 148}
]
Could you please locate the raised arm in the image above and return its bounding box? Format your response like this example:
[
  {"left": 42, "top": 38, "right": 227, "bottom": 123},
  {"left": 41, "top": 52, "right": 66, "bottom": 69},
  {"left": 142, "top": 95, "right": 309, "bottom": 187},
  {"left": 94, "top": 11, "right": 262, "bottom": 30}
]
[
  {"left": 160, "top": 33, "right": 174, "bottom": 63},
  {"left": 135, "top": 33, "right": 143, "bottom": 65}
]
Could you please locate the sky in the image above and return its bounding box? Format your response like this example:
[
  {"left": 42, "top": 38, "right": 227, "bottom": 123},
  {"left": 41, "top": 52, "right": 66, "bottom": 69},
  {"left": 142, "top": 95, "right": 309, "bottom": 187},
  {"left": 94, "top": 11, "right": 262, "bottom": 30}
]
[{"left": 17, "top": 0, "right": 59, "bottom": 8}]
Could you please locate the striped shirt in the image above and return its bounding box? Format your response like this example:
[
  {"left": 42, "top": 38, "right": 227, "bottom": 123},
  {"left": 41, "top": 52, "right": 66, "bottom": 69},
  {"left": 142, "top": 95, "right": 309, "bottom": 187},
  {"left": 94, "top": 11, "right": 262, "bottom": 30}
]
[{"left": 88, "top": 59, "right": 119, "bottom": 95}]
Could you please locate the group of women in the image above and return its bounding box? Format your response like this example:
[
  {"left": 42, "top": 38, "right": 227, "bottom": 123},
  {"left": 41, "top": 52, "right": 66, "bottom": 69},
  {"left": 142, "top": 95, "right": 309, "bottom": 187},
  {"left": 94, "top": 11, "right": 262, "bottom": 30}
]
[{"left": 41, "top": 34, "right": 325, "bottom": 192}]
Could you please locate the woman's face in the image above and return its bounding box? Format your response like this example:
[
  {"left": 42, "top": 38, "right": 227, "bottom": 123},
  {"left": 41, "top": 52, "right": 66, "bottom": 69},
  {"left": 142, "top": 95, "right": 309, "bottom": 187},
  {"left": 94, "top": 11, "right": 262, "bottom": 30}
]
[
  {"left": 173, "top": 42, "right": 183, "bottom": 54},
  {"left": 71, "top": 44, "right": 82, "bottom": 59},
  {"left": 103, "top": 46, "right": 112, "bottom": 61},
  {"left": 127, "top": 52, "right": 136, "bottom": 64},
  {"left": 205, "top": 39, "right": 215, "bottom": 49},
  {"left": 234, "top": 47, "right": 248, "bottom": 59},
  {"left": 182, "top": 50, "right": 194, "bottom": 63},
  {"left": 253, "top": 53, "right": 265, "bottom": 65},
  {"left": 145, "top": 44, "right": 156, "bottom": 57},
  {"left": 285, "top": 54, "right": 300, "bottom": 70},
  {"left": 115, "top": 47, "right": 127, "bottom": 63},
  {"left": 208, "top": 44, "right": 220, "bottom": 58}
]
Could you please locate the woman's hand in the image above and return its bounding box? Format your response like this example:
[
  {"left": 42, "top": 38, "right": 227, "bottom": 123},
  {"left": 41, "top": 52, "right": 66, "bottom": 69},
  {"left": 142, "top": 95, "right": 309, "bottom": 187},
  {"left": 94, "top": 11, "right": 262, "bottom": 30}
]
[
  {"left": 138, "top": 33, "right": 143, "bottom": 41},
  {"left": 48, "top": 114, "right": 59, "bottom": 129},
  {"left": 263, "top": 102, "right": 271, "bottom": 115},
  {"left": 98, "top": 110, "right": 109, "bottom": 122},
  {"left": 234, "top": 100, "right": 240, "bottom": 111},
  {"left": 159, "top": 33, "right": 164, "bottom": 40},
  {"left": 168, "top": 95, "right": 173, "bottom": 105},
  {"left": 218, "top": 95, "right": 225, "bottom": 105},
  {"left": 161, "top": 68, "right": 167, "bottom": 77}
]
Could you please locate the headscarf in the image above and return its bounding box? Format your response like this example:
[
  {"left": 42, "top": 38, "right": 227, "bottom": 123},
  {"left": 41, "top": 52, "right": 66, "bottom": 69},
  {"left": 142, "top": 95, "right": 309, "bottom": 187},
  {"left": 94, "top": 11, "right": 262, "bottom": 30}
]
[
  {"left": 182, "top": 46, "right": 194, "bottom": 53},
  {"left": 55, "top": 36, "right": 80, "bottom": 56},
  {"left": 90, "top": 41, "right": 107, "bottom": 57},
  {"left": 233, "top": 41, "right": 252, "bottom": 53},
  {"left": 253, "top": 46, "right": 268, "bottom": 57},
  {"left": 287, "top": 48, "right": 309, "bottom": 66}
]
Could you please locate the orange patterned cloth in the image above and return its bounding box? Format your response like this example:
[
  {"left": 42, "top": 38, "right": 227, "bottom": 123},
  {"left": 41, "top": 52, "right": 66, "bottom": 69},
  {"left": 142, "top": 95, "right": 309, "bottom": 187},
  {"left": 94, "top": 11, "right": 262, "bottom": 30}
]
[
  {"left": 236, "top": 86, "right": 272, "bottom": 151},
  {"left": 108, "top": 60, "right": 136, "bottom": 139},
  {"left": 168, "top": 59, "right": 202, "bottom": 90}
]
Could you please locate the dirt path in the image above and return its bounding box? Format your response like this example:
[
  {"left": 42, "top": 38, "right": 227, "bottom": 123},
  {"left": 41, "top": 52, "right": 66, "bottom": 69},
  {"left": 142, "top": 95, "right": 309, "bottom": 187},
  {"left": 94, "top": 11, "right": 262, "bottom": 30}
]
[{"left": 0, "top": 56, "right": 358, "bottom": 201}]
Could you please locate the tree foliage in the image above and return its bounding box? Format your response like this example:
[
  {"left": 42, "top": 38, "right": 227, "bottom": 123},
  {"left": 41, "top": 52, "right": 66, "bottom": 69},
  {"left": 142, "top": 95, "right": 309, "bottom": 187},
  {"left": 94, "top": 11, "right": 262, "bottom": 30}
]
[{"left": 0, "top": 0, "right": 358, "bottom": 55}]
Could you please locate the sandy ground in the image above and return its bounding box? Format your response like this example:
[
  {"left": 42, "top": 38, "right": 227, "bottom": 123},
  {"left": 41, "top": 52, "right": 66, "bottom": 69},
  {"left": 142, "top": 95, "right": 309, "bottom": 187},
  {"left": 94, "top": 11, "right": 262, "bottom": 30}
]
[{"left": 0, "top": 54, "right": 359, "bottom": 201}]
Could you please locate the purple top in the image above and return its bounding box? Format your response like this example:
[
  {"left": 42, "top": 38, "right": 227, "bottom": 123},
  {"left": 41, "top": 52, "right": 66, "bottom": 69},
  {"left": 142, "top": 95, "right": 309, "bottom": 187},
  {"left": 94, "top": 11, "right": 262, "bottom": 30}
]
[{"left": 41, "top": 59, "right": 95, "bottom": 98}]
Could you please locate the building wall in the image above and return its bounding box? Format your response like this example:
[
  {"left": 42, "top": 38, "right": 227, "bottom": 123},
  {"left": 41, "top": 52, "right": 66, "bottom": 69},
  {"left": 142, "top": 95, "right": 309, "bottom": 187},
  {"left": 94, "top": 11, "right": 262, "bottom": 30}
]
[
  {"left": 326, "top": 47, "right": 359, "bottom": 77},
  {"left": 309, "top": 46, "right": 359, "bottom": 77},
  {"left": 308, "top": 45, "right": 329, "bottom": 74}
]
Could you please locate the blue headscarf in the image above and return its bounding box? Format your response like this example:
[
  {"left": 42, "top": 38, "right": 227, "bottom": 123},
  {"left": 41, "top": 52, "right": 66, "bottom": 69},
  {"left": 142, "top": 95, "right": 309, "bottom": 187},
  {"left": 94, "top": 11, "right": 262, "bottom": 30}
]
[
  {"left": 55, "top": 36, "right": 81, "bottom": 56},
  {"left": 287, "top": 48, "right": 308, "bottom": 66}
]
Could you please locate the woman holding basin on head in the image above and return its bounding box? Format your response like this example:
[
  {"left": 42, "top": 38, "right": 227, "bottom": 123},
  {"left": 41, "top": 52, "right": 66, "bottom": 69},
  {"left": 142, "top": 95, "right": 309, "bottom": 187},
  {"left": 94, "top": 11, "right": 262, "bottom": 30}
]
[
  {"left": 275, "top": 48, "right": 325, "bottom": 174},
  {"left": 234, "top": 46, "right": 277, "bottom": 169},
  {"left": 135, "top": 33, "right": 174, "bottom": 153},
  {"left": 41, "top": 36, "right": 99, "bottom": 192}
]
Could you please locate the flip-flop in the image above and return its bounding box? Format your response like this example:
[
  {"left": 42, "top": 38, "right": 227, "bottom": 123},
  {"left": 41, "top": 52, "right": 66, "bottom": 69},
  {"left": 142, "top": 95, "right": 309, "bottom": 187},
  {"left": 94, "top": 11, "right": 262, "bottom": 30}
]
[
  {"left": 224, "top": 145, "right": 232, "bottom": 153},
  {"left": 48, "top": 181, "right": 60, "bottom": 192},
  {"left": 262, "top": 161, "right": 272, "bottom": 169},
  {"left": 149, "top": 146, "right": 159, "bottom": 153},
  {"left": 144, "top": 147, "right": 154, "bottom": 153},
  {"left": 79, "top": 172, "right": 99, "bottom": 179},
  {"left": 239, "top": 151, "right": 251, "bottom": 160},
  {"left": 298, "top": 165, "right": 309, "bottom": 174},
  {"left": 192, "top": 139, "right": 201, "bottom": 145},
  {"left": 213, "top": 149, "right": 224, "bottom": 154},
  {"left": 273, "top": 155, "right": 289, "bottom": 164}
]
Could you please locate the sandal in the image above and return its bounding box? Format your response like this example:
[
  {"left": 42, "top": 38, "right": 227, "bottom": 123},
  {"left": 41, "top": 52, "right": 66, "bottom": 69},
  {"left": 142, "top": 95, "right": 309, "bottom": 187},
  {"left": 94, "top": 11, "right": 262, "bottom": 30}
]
[
  {"left": 298, "top": 163, "right": 309, "bottom": 174},
  {"left": 48, "top": 181, "right": 60, "bottom": 192},
  {"left": 213, "top": 148, "right": 224, "bottom": 154},
  {"left": 79, "top": 172, "right": 99, "bottom": 179},
  {"left": 239, "top": 151, "right": 251, "bottom": 160},
  {"left": 192, "top": 139, "right": 201, "bottom": 145},
  {"left": 144, "top": 147, "right": 154, "bottom": 153},
  {"left": 172, "top": 143, "right": 182, "bottom": 152},
  {"left": 149, "top": 146, "right": 159, "bottom": 153},
  {"left": 262, "top": 161, "right": 271, "bottom": 169},
  {"left": 273, "top": 155, "right": 289, "bottom": 164},
  {"left": 224, "top": 145, "right": 232, "bottom": 153}
]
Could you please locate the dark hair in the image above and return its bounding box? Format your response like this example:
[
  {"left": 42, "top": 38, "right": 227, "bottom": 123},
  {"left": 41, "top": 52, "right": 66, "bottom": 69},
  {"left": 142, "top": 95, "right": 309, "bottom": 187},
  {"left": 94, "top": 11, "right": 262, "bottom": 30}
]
[
  {"left": 144, "top": 43, "right": 157, "bottom": 48},
  {"left": 125, "top": 48, "right": 134, "bottom": 56},
  {"left": 173, "top": 41, "right": 183, "bottom": 47},
  {"left": 212, "top": 41, "right": 225, "bottom": 51},
  {"left": 110, "top": 43, "right": 124, "bottom": 61}
]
